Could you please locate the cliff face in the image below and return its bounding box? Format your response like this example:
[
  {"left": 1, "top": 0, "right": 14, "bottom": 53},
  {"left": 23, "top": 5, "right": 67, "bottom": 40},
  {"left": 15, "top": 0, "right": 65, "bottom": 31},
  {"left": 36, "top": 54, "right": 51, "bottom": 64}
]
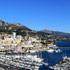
[{"left": 0, "top": 20, "right": 31, "bottom": 31}]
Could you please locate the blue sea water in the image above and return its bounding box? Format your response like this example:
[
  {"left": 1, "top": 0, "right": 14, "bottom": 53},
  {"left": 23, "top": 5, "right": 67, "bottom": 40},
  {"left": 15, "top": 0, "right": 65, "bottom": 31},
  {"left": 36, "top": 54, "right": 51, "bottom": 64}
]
[
  {"left": 39, "top": 41, "right": 70, "bottom": 70},
  {"left": 54, "top": 41, "right": 70, "bottom": 47}
]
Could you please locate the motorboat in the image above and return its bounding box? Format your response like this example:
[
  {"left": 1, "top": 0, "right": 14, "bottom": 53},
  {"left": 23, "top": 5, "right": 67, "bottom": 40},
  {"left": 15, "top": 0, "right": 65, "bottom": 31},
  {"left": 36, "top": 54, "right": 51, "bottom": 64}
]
[{"left": 47, "top": 49, "right": 54, "bottom": 53}]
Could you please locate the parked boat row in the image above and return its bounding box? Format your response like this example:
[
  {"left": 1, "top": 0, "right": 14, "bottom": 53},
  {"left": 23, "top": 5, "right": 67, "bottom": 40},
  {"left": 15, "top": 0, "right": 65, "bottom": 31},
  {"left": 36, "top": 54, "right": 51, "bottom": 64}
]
[
  {"left": 49, "top": 56, "right": 70, "bottom": 70},
  {"left": 0, "top": 53, "right": 48, "bottom": 70}
]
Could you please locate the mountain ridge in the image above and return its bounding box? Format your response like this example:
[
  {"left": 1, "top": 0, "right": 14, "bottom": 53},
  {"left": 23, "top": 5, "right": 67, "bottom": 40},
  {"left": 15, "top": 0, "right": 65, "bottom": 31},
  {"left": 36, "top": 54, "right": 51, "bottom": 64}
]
[{"left": 39, "top": 29, "right": 70, "bottom": 37}]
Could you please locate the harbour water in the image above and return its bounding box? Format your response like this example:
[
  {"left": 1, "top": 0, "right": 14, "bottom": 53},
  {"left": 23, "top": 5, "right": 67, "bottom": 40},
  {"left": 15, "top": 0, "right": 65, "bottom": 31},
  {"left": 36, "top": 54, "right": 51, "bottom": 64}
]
[{"left": 39, "top": 41, "right": 70, "bottom": 70}]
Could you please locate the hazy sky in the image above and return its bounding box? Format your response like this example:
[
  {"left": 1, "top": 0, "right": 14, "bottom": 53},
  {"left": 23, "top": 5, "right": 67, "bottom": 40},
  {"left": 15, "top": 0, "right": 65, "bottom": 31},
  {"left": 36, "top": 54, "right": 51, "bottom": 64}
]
[{"left": 0, "top": 0, "right": 70, "bottom": 33}]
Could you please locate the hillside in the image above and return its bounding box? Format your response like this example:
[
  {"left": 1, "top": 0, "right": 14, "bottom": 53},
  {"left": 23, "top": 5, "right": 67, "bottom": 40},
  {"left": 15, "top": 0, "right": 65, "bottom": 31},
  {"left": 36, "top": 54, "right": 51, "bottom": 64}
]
[
  {"left": 0, "top": 20, "right": 31, "bottom": 31},
  {"left": 0, "top": 20, "right": 40, "bottom": 37},
  {"left": 40, "top": 29, "right": 70, "bottom": 37}
]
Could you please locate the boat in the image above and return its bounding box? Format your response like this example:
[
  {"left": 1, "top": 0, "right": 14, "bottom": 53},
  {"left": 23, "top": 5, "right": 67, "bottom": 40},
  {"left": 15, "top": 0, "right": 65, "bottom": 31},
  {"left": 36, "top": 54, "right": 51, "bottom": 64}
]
[
  {"left": 34, "top": 66, "right": 40, "bottom": 70},
  {"left": 26, "top": 50, "right": 38, "bottom": 53},
  {"left": 55, "top": 49, "right": 61, "bottom": 53},
  {"left": 47, "top": 49, "right": 54, "bottom": 53}
]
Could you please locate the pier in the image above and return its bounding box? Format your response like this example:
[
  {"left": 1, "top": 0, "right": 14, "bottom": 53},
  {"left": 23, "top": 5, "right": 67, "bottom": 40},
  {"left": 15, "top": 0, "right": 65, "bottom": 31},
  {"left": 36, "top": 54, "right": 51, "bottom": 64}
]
[
  {"left": 59, "top": 47, "right": 70, "bottom": 49},
  {"left": 42, "top": 62, "right": 48, "bottom": 66}
]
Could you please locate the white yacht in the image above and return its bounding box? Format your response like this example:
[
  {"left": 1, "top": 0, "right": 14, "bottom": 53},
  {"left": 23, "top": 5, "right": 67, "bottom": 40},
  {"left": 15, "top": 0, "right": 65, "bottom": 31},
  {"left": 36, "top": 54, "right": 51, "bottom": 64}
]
[{"left": 47, "top": 49, "right": 54, "bottom": 53}]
